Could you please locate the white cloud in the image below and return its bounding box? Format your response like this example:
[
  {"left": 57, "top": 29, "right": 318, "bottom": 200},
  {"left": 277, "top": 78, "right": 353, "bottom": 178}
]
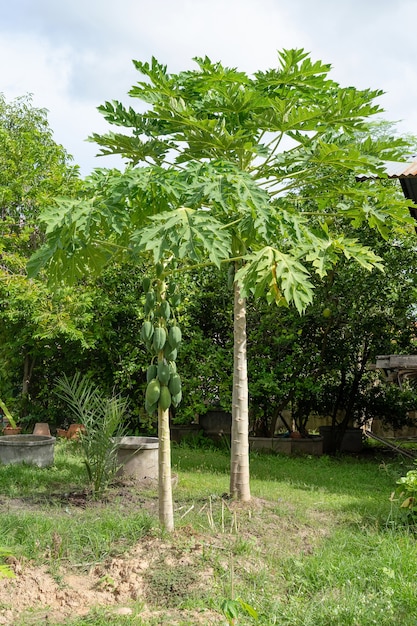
[
  {"left": 0, "top": 31, "right": 126, "bottom": 171},
  {"left": 1, "top": 0, "right": 417, "bottom": 173},
  {"left": 0, "top": 33, "right": 71, "bottom": 99}
]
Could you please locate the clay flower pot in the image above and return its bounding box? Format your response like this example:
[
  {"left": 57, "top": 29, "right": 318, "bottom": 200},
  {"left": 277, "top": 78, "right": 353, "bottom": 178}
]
[
  {"left": 66, "top": 424, "right": 86, "bottom": 440},
  {"left": 3, "top": 427, "right": 22, "bottom": 436},
  {"left": 33, "top": 423, "right": 51, "bottom": 437}
]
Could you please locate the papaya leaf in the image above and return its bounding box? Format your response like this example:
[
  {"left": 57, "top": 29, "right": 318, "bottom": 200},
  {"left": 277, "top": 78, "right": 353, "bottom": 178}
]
[
  {"left": 132, "top": 207, "right": 231, "bottom": 268},
  {"left": 236, "top": 246, "right": 314, "bottom": 313},
  {"left": 220, "top": 599, "right": 240, "bottom": 621}
]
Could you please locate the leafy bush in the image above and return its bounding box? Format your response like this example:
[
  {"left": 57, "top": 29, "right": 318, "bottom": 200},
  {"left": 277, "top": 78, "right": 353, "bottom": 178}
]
[{"left": 396, "top": 462, "right": 417, "bottom": 524}]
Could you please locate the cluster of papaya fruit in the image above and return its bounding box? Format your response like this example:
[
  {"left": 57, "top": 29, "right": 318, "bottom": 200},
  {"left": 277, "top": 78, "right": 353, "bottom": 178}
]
[
  {"left": 141, "top": 277, "right": 182, "bottom": 415},
  {"left": 145, "top": 360, "right": 182, "bottom": 415}
]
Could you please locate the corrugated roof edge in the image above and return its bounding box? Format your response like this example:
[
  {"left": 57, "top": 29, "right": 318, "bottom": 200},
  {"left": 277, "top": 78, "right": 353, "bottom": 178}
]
[{"left": 356, "top": 160, "right": 417, "bottom": 180}]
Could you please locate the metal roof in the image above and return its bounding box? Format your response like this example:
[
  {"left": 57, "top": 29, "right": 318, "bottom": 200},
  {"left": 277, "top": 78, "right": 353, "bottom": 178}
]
[
  {"left": 356, "top": 160, "right": 417, "bottom": 180},
  {"left": 356, "top": 160, "right": 417, "bottom": 221}
]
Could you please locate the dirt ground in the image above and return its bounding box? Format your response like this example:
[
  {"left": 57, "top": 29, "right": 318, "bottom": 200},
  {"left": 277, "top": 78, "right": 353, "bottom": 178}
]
[
  {"left": 0, "top": 489, "right": 328, "bottom": 625},
  {"left": 0, "top": 531, "right": 221, "bottom": 625}
]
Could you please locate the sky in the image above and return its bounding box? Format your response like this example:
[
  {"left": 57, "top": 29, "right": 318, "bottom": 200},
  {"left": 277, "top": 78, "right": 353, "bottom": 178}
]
[{"left": 1, "top": 0, "right": 417, "bottom": 176}]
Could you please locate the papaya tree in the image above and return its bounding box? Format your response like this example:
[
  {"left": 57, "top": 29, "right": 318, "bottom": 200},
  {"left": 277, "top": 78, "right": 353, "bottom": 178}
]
[{"left": 28, "top": 50, "right": 414, "bottom": 527}]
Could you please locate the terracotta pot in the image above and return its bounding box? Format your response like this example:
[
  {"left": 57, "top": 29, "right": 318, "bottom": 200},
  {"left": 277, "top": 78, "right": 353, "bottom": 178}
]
[
  {"left": 3, "top": 427, "right": 22, "bottom": 436},
  {"left": 33, "top": 423, "right": 51, "bottom": 436},
  {"left": 56, "top": 428, "right": 67, "bottom": 438},
  {"left": 66, "top": 424, "right": 86, "bottom": 440}
]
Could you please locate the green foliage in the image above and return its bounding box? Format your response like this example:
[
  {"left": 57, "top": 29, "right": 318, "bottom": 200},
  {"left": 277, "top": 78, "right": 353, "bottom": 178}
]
[
  {"left": 0, "top": 93, "right": 80, "bottom": 223},
  {"left": 169, "top": 267, "right": 233, "bottom": 423},
  {"left": 137, "top": 206, "right": 231, "bottom": 269},
  {"left": 220, "top": 597, "right": 259, "bottom": 624},
  {"left": 54, "top": 373, "right": 129, "bottom": 498},
  {"left": 245, "top": 224, "right": 417, "bottom": 436},
  {"left": 24, "top": 51, "right": 417, "bottom": 504},
  {"left": 0, "top": 547, "right": 14, "bottom": 579},
  {"left": 236, "top": 246, "right": 314, "bottom": 312},
  {"left": 0, "top": 94, "right": 84, "bottom": 420},
  {"left": 0, "top": 399, "right": 17, "bottom": 428},
  {"left": 396, "top": 461, "right": 417, "bottom": 524},
  {"left": 29, "top": 50, "right": 413, "bottom": 309}
]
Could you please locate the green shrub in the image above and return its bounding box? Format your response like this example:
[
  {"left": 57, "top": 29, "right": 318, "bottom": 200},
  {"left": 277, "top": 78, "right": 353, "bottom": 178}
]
[{"left": 396, "top": 461, "right": 417, "bottom": 524}]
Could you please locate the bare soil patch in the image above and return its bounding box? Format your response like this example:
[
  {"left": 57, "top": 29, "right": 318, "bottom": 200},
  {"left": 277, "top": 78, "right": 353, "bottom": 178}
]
[
  {"left": 0, "top": 535, "right": 219, "bottom": 625},
  {"left": 0, "top": 491, "right": 331, "bottom": 625}
]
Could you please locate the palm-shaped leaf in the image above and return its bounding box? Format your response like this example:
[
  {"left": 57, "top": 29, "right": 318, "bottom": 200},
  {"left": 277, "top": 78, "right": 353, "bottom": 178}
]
[
  {"left": 132, "top": 207, "right": 231, "bottom": 267},
  {"left": 236, "top": 246, "right": 314, "bottom": 313}
]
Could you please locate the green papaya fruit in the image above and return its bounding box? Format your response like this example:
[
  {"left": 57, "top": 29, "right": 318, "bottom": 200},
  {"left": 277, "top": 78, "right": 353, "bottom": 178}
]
[
  {"left": 145, "top": 290, "right": 155, "bottom": 310},
  {"left": 152, "top": 327, "right": 167, "bottom": 352},
  {"left": 157, "top": 301, "right": 171, "bottom": 321},
  {"left": 142, "top": 277, "right": 151, "bottom": 293},
  {"left": 159, "top": 386, "right": 171, "bottom": 411},
  {"left": 145, "top": 400, "right": 158, "bottom": 415},
  {"left": 145, "top": 379, "right": 160, "bottom": 405},
  {"left": 157, "top": 361, "right": 171, "bottom": 386},
  {"left": 146, "top": 364, "right": 157, "bottom": 383},
  {"left": 172, "top": 389, "right": 182, "bottom": 407},
  {"left": 168, "top": 325, "right": 182, "bottom": 348},
  {"left": 168, "top": 373, "right": 181, "bottom": 396},
  {"left": 164, "top": 346, "right": 177, "bottom": 361},
  {"left": 141, "top": 321, "right": 154, "bottom": 343}
]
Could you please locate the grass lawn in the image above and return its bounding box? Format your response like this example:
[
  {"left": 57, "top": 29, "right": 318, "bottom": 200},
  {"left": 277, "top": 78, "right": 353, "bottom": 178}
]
[{"left": 0, "top": 440, "right": 416, "bottom": 625}]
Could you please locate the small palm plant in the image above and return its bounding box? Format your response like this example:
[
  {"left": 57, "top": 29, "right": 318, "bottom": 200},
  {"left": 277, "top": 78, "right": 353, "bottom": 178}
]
[{"left": 54, "top": 373, "right": 129, "bottom": 498}]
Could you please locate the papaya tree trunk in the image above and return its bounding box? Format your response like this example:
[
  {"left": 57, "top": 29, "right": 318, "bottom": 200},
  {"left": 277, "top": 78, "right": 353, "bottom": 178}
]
[
  {"left": 158, "top": 405, "right": 174, "bottom": 531},
  {"left": 230, "top": 281, "right": 251, "bottom": 501}
]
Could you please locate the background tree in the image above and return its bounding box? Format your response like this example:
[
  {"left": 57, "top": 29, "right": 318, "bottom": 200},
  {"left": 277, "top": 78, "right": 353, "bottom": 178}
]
[
  {"left": 181, "top": 223, "right": 417, "bottom": 449},
  {"left": 0, "top": 94, "right": 84, "bottom": 418},
  {"left": 246, "top": 225, "right": 417, "bottom": 445},
  {"left": 29, "top": 50, "right": 414, "bottom": 524},
  {"left": 0, "top": 93, "right": 80, "bottom": 224},
  {"left": 173, "top": 265, "right": 234, "bottom": 423}
]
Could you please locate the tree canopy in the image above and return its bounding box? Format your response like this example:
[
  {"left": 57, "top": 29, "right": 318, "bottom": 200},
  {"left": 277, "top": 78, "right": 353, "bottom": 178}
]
[
  {"left": 30, "top": 50, "right": 413, "bottom": 302},
  {"left": 27, "top": 49, "right": 415, "bottom": 515},
  {"left": 0, "top": 94, "right": 83, "bottom": 413}
]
